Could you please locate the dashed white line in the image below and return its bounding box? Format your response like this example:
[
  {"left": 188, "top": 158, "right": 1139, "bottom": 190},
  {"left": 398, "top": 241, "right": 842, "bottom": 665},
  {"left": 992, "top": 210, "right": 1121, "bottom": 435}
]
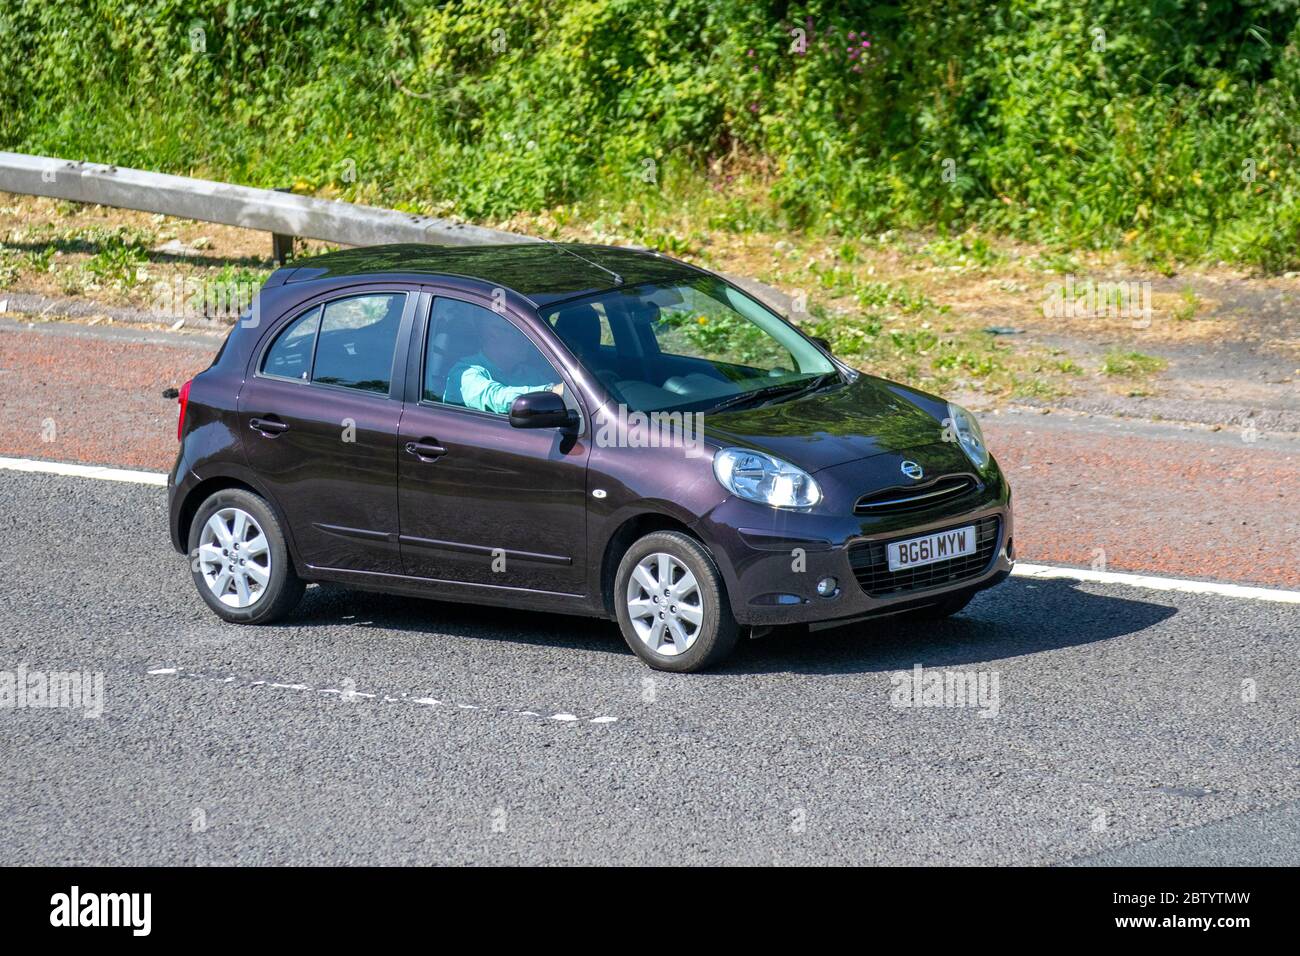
[{"left": 146, "top": 667, "right": 619, "bottom": 724}]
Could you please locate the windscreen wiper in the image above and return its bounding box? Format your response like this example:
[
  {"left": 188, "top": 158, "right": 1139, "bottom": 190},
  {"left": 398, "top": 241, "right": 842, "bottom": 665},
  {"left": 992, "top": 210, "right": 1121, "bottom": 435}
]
[
  {"left": 709, "top": 374, "right": 836, "bottom": 414},
  {"left": 790, "top": 371, "right": 842, "bottom": 397}
]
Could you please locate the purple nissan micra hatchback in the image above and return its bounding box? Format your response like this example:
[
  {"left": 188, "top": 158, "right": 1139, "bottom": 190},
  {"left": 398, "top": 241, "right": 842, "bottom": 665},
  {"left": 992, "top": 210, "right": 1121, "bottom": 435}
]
[{"left": 169, "top": 243, "right": 1012, "bottom": 671}]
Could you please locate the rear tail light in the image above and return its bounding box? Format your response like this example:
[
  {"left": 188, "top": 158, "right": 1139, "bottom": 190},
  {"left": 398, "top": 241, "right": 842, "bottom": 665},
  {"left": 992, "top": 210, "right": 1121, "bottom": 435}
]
[{"left": 176, "top": 379, "right": 192, "bottom": 441}]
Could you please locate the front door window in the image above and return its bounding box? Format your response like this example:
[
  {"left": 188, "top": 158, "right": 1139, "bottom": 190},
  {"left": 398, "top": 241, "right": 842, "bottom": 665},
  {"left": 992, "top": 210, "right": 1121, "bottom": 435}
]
[{"left": 424, "top": 297, "right": 562, "bottom": 415}]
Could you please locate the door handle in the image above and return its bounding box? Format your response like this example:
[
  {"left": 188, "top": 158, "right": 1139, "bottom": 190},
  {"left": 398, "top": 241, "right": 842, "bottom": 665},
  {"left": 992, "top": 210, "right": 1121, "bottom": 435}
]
[
  {"left": 249, "top": 417, "right": 289, "bottom": 436},
  {"left": 405, "top": 440, "right": 447, "bottom": 462}
]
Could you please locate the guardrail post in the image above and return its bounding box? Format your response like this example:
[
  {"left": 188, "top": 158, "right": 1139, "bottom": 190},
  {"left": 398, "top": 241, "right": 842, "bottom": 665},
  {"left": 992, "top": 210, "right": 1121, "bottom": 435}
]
[
  {"left": 271, "top": 232, "right": 295, "bottom": 264},
  {"left": 271, "top": 187, "right": 296, "bottom": 264}
]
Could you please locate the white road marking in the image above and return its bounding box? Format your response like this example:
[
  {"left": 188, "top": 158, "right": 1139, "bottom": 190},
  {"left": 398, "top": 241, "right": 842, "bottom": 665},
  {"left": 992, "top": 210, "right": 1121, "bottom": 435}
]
[
  {"left": 146, "top": 667, "right": 619, "bottom": 724},
  {"left": 6, "top": 455, "right": 1293, "bottom": 603},
  {"left": 1012, "top": 563, "right": 1300, "bottom": 604},
  {"left": 0, "top": 456, "right": 166, "bottom": 486}
]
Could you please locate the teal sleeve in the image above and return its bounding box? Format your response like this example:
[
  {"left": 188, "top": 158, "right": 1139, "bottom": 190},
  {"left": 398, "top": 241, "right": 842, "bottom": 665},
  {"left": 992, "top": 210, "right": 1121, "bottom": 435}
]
[{"left": 458, "top": 364, "right": 553, "bottom": 414}]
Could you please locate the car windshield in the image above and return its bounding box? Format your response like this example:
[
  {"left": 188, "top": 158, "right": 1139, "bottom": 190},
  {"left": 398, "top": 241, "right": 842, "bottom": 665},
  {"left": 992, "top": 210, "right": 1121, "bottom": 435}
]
[{"left": 540, "top": 276, "right": 839, "bottom": 413}]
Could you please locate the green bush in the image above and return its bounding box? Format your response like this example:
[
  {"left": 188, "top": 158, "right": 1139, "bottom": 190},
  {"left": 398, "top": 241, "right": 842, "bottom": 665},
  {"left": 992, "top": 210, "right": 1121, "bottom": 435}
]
[{"left": 2, "top": 1, "right": 1298, "bottom": 269}]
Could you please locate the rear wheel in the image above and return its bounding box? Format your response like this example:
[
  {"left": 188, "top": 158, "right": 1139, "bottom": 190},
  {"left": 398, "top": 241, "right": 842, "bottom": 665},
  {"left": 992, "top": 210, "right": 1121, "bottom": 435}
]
[
  {"left": 187, "top": 488, "right": 304, "bottom": 624},
  {"left": 614, "top": 531, "right": 739, "bottom": 672}
]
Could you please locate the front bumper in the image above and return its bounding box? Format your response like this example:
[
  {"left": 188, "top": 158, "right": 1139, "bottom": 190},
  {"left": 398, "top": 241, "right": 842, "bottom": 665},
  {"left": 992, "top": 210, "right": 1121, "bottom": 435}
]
[{"left": 696, "top": 461, "right": 1014, "bottom": 627}]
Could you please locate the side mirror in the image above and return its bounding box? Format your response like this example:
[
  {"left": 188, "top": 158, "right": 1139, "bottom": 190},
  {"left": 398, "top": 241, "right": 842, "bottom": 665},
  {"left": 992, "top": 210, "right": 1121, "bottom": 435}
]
[
  {"left": 509, "top": 390, "right": 577, "bottom": 430},
  {"left": 811, "top": 335, "right": 832, "bottom": 353}
]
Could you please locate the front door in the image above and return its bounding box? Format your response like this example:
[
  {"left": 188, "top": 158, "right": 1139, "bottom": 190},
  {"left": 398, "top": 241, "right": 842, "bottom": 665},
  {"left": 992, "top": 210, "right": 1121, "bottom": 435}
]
[{"left": 396, "top": 293, "right": 590, "bottom": 597}]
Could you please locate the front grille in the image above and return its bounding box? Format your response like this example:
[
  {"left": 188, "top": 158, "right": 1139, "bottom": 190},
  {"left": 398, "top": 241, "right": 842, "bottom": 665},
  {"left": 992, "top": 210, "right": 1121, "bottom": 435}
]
[
  {"left": 849, "top": 516, "right": 1001, "bottom": 596},
  {"left": 854, "top": 474, "right": 978, "bottom": 515}
]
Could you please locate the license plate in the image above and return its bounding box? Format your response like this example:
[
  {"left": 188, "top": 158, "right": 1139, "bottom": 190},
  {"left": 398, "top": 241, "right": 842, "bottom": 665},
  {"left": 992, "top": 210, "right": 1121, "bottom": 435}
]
[{"left": 887, "top": 525, "right": 976, "bottom": 571}]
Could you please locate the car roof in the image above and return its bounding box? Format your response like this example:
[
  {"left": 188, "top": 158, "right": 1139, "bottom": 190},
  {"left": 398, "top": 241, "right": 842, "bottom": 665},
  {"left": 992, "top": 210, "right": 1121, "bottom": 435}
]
[{"left": 272, "top": 242, "right": 702, "bottom": 308}]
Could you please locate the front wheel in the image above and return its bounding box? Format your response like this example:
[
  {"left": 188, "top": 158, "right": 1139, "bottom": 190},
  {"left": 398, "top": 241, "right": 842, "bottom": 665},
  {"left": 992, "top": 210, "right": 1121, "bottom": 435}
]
[
  {"left": 614, "top": 530, "right": 739, "bottom": 672},
  {"left": 187, "top": 488, "right": 304, "bottom": 624}
]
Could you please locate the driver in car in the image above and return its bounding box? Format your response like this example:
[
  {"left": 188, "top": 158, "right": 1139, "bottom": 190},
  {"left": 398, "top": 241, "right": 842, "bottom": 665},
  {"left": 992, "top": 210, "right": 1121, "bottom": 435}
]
[{"left": 446, "top": 318, "right": 564, "bottom": 414}]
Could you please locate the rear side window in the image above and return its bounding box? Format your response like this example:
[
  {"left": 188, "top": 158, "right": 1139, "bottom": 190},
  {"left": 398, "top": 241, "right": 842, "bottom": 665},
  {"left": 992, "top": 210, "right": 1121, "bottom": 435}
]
[
  {"left": 261, "top": 306, "right": 321, "bottom": 381},
  {"left": 311, "top": 294, "right": 405, "bottom": 395}
]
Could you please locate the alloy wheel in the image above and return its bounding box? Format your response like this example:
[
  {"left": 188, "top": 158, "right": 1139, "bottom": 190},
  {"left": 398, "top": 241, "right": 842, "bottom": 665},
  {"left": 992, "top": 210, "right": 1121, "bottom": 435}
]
[
  {"left": 197, "top": 507, "right": 271, "bottom": 608},
  {"left": 625, "top": 552, "right": 704, "bottom": 656}
]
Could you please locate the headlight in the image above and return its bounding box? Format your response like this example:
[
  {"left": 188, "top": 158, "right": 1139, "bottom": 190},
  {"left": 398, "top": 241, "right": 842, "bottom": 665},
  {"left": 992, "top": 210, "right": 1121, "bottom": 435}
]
[
  {"left": 713, "top": 448, "right": 822, "bottom": 509},
  {"left": 947, "top": 402, "right": 990, "bottom": 470}
]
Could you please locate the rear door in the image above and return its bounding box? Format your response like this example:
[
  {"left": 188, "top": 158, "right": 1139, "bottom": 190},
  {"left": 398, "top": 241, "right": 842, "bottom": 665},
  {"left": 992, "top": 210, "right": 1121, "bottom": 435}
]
[
  {"left": 396, "top": 292, "right": 590, "bottom": 598},
  {"left": 238, "top": 287, "right": 417, "bottom": 573}
]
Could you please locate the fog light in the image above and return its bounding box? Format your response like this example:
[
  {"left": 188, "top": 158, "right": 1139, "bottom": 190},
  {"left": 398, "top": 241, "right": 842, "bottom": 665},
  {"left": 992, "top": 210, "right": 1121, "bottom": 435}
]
[{"left": 816, "top": 577, "right": 837, "bottom": 597}]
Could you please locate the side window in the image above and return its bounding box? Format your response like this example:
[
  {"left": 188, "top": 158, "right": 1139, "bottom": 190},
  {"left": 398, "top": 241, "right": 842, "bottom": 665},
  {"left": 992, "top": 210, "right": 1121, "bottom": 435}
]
[
  {"left": 260, "top": 306, "right": 321, "bottom": 381},
  {"left": 423, "top": 298, "right": 560, "bottom": 416},
  {"left": 311, "top": 293, "right": 405, "bottom": 395}
]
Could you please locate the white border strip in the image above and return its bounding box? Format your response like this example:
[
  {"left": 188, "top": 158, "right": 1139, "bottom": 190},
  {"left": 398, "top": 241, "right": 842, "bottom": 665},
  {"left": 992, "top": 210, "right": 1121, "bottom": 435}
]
[
  {"left": 1012, "top": 562, "right": 1300, "bottom": 604},
  {"left": 2, "top": 456, "right": 1296, "bottom": 604},
  {"left": 0, "top": 456, "right": 166, "bottom": 486}
]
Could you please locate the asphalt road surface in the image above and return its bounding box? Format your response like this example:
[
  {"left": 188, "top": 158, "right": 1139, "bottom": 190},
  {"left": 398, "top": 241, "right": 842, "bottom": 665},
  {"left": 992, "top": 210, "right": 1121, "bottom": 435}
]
[{"left": 2, "top": 470, "right": 1297, "bottom": 865}]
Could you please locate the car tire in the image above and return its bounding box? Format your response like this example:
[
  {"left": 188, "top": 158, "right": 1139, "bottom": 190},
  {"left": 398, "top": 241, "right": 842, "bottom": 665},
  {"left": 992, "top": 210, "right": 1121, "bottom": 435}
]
[
  {"left": 614, "top": 530, "right": 740, "bottom": 672},
  {"left": 902, "top": 591, "right": 975, "bottom": 621},
  {"left": 187, "top": 488, "right": 304, "bottom": 625}
]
